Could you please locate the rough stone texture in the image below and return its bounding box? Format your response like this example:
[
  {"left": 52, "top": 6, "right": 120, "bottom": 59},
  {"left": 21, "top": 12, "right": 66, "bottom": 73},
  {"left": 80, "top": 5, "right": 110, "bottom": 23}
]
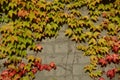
[
  {"left": 0, "top": 7, "right": 119, "bottom": 80},
  {"left": 33, "top": 25, "right": 120, "bottom": 80},
  {"left": 32, "top": 25, "right": 93, "bottom": 80}
]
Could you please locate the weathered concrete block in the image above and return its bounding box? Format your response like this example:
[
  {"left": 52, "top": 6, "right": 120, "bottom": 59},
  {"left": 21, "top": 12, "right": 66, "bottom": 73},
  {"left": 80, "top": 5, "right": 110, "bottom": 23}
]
[
  {"left": 54, "top": 42, "right": 68, "bottom": 54},
  {"left": 41, "top": 43, "right": 54, "bottom": 54}
]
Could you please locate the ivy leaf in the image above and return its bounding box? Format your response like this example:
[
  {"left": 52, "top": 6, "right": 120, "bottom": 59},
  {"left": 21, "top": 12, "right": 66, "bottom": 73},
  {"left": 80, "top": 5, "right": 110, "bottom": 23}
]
[
  {"left": 112, "top": 54, "right": 119, "bottom": 63},
  {"left": 34, "top": 44, "right": 43, "bottom": 51},
  {"left": 22, "top": 21, "right": 30, "bottom": 27},
  {"left": 79, "top": 34, "right": 86, "bottom": 41},
  {"left": 93, "top": 32, "right": 100, "bottom": 39},
  {"left": 46, "top": 23, "right": 52, "bottom": 30},
  {"left": 76, "top": 45, "right": 88, "bottom": 51},
  {"left": 98, "top": 77, "right": 105, "bottom": 80},
  {"left": 108, "top": 23, "right": 115, "bottom": 31},
  {"left": 28, "top": 71, "right": 35, "bottom": 79},
  {"left": 84, "top": 49, "right": 96, "bottom": 56},
  {"left": 91, "top": 16, "right": 98, "bottom": 22},
  {"left": 27, "top": 55, "right": 35, "bottom": 62},
  {"left": 65, "top": 28, "right": 73, "bottom": 37},
  {"left": 29, "top": 11, "right": 36, "bottom": 21},
  {"left": 51, "top": 22, "right": 58, "bottom": 30},
  {"left": 52, "top": 5, "right": 60, "bottom": 11},
  {"left": 88, "top": 38, "right": 96, "bottom": 45},
  {"left": 24, "top": 63, "right": 32, "bottom": 72},
  {"left": 0, "top": 53, "right": 7, "bottom": 59},
  {"left": 13, "top": 74, "right": 21, "bottom": 80},
  {"left": 98, "top": 38, "right": 106, "bottom": 46},
  {"left": 8, "top": 64, "right": 16, "bottom": 69},
  {"left": 85, "top": 32, "right": 92, "bottom": 39},
  {"left": 100, "top": 47, "right": 109, "bottom": 54},
  {"left": 90, "top": 55, "right": 98, "bottom": 66},
  {"left": 106, "top": 69, "right": 116, "bottom": 79},
  {"left": 8, "top": 2, "right": 17, "bottom": 9},
  {"left": 89, "top": 70, "right": 102, "bottom": 78},
  {"left": 21, "top": 50, "right": 27, "bottom": 57},
  {"left": 84, "top": 64, "right": 96, "bottom": 73},
  {"left": 71, "top": 35, "right": 78, "bottom": 41},
  {"left": 22, "top": 76, "right": 29, "bottom": 80},
  {"left": 98, "top": 58, "right": 107, "bottom": 67},
  {"left": 98, "top": 4, "right": 104, "bottom": 10}
]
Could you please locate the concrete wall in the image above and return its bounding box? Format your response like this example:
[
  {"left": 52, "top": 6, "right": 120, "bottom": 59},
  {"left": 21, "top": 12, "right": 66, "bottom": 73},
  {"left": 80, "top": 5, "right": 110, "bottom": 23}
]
[
  {"left": 32, "top": 25, "right": 119, "bottom": 80},
  {"left": 32, "top": 25, "right": 92, "bottom": 80},
  {"left": 0, "top": 6, "right": 119, "bottom": 80}
]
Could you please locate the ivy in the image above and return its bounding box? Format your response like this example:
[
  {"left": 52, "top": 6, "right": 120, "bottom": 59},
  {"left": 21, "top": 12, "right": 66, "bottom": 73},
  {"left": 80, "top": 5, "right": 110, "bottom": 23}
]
[{"left": 0, "top": 0, "right": 120, "bottom": 80}]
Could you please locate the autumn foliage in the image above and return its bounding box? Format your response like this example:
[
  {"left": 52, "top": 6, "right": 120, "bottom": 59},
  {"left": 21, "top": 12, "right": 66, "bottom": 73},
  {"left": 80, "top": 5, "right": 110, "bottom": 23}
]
[{"left": 0, "top": 0, "right": 120, "bottom": 80}]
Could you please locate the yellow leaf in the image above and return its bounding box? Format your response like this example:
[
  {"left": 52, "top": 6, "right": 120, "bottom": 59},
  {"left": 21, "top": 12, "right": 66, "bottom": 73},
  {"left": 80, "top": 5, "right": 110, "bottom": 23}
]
[
  {"left": 77, "top": 45, "right": 88, "bottom": 51},
  {"left": 71, "top": 35, "right": 78, "bottom": 41},
  {"left": 93, "top": 32, "right": 100, "bottom": 39},
  {"left": 88, "top": 38, "right": 96, "bottom": 45},
  {"left": 27, "top": 55, "right": 35, "bottom": 62},
  {"left": 65, "top": 29, "right": 73, "bottom": 37},
  {"left": 85, "top": 32, "right": 92, "bottom": 39}
]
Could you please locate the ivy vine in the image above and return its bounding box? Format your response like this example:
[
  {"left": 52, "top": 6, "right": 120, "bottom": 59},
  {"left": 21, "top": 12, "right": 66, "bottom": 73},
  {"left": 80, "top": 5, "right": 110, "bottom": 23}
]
[{"left": 0, "top": 0, "right": 120, "bottom": 80}]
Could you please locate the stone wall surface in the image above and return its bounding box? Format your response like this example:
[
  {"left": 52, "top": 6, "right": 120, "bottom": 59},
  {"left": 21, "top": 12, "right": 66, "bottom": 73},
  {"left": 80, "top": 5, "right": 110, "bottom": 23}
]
[
  {"left": 30, "top": 26, "right": 119, "bottom": 80},
  {"left": 0, "top": 6, "right": 119, "bottom": 80},
  {"left": 32, "top": 25, "right": 93, "bottom": 80},
  {"left": 0, "top": 23, "right": 119, "bottom": 80}
]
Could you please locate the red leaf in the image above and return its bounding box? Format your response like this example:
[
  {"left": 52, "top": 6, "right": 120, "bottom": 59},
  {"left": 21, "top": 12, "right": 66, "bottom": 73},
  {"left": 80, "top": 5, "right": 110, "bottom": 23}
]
[
  {"left": 35, "top": 44, "right": 43, "bottom": 51},
  {"left": 8, "top": 70, "right": 16, "bottom": 77},
  {"left": 98, "top": 77, "right": 105, "bottom": 80},
  {"left": 112, "top": 45, "right": 119, "bottom": 53},
  {"left": 46, "top": 66, "right": 52, "bottom": 71},
  {"left": 111, "top": 36, "right": 118, "bottom": 42},
  {"left": 2, "top": 76, "right": 11, "bottom": 80},
  {"left": 33, "top": 62, "right": 41, "bottom": 69},
  {"left": 38, "top": 65, "right": 44, "bottom": 71},
  {"left": 32, "top": 68, "right": 38, "bottom": 74},
  {"left": 105, "top": 54, "right": 113, "bottom": 63},
  {"left": 98, "top": 58, "right": 107, "bottom": 67},
  {"left": 18, "top": 69, "right": 26, "bottom": 76},
  {"left": 19, "top": 62, "right": 25, "bottom": 69},
  {"left": 1, "top": 70, "right": 8, "bottom": 76},
  {"left": 49, "top": 62, "right": 56, "bottom": 70},
  {"left": 18, "top": 10, "right": 28, "bottom": 17},
  {"left": 106, "top": 69, "right": 116, "bottom": 79},
  {"left": 43, "top": 64, "right": 48, "bottom": 70},
  {"left": 112, "top": 54, "right": 119, "bottom": 63}
]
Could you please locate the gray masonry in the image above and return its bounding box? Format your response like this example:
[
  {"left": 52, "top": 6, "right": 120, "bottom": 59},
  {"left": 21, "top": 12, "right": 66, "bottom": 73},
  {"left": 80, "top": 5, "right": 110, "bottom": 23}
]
[
  {"left": 32, "top": 25, "right": 119, "bottom": 80},
  {"left": 0, "top": 6, "right": 119, "bottom": 80},
  {"left": 33, "top": 25, "right": 93, "bottom": 80}
]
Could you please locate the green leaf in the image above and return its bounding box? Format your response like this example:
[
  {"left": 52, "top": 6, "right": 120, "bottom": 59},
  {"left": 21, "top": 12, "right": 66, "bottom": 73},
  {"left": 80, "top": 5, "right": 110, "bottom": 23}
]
[
  {"left": 8, "top": 2, "right": 17, "bottom": 9},
  {"left": 22, "top": 76, "right": 30, "bottom": 80},
  {"left": 28, "top": 11, "right": 36, "bottom": 21},
  {"left": 28, "top": 71, "right": 35, "bottom": 79},
  {"left": 24, "top": 63, "right": 31, "bottom": 72},
  {"left": 65, "top": 28, "right": 73, "bottom": 37},
  {"left": 89, "top": 70, "right": 102, "bottom": 78},
  {"left": 107, "top": 23, "right": 115, "bottom": 31},
  {"left": 51, "top": 22, "right": 58, "bottom": 30},
  {"left": 91, "top": 16, "right": 98, "bottom": 22},
  {"left": 8, "top": 10, "right": 14, "bottom": 18}
]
